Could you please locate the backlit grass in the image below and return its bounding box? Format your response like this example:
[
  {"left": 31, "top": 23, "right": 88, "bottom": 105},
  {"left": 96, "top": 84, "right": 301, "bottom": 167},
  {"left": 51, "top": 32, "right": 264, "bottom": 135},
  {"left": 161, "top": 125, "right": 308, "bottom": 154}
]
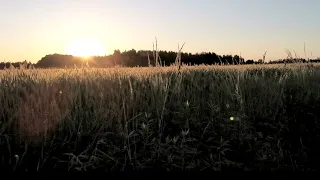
[{"left": 1, "top": 63, "right": 320, "bottom": 171}]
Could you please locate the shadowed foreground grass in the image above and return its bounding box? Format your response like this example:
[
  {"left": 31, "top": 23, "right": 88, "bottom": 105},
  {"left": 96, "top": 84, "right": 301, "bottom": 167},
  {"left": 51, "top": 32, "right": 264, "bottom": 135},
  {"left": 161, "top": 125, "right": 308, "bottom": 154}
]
[{"left": 1, "top": 63, "right": 320, "bottom": 172}]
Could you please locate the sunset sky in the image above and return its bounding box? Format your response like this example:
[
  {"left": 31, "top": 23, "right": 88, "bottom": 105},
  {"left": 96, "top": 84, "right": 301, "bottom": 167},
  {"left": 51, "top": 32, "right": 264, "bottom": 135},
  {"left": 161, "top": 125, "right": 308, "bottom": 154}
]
[{"left": 0, "top": 0, "right": 319, "bottom": 62}]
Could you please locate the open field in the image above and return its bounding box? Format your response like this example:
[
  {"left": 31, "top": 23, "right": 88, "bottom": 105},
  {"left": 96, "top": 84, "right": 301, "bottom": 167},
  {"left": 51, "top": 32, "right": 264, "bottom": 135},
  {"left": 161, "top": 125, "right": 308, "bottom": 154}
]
[{"left": 1, "top": 63, "right": 320, "bottom": 172}]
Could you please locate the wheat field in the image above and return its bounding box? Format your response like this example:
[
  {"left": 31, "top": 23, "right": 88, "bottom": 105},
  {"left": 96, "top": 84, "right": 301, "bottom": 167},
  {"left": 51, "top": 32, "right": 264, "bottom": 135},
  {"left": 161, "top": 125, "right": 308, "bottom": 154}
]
[{"left": 1, "top": 63, "right": 320, "bottom": 171}]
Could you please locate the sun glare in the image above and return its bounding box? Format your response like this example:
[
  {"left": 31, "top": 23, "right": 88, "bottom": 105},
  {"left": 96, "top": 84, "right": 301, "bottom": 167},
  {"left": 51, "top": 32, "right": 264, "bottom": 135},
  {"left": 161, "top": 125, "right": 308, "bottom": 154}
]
[{"left": 64, "top": 39, "right": 106, "bottom": 58}]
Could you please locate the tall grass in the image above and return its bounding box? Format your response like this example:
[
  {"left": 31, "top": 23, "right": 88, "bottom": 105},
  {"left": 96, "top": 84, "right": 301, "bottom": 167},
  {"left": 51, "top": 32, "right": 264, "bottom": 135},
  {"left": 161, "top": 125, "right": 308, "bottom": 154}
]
[{"left": 1, "top": 63, "right": 320, "bottom": 171}]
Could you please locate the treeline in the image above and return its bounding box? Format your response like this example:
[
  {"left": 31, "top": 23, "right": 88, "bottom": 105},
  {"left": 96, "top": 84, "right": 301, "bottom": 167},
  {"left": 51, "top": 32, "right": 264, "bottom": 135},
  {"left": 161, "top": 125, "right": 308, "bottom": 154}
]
[
  {"left": 1, "top": 49, "right": 320, "bottom": 69},
  {"left": 269, "top": 58, "right": 320, "bottom": 64},
  {"left": 0, "top": 60, "right": 34, "bottom": 69},
  {"left": 34, "top": 50, "right": 246, "bottom": 68}
]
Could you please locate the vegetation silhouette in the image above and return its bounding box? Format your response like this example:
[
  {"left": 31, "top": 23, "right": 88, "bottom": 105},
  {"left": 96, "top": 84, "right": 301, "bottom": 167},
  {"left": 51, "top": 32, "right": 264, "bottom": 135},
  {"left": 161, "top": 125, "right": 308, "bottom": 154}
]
[{"left": 1, "top": 49, "right": 320, "bottom": 69}]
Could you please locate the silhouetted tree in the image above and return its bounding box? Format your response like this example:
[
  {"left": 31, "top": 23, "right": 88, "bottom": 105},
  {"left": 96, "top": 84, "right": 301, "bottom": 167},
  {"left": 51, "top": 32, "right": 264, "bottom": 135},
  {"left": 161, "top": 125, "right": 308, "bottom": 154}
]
[
  {"left": 245, "top": 60, "right": 254, "bottom": 64},
  {"left": 113, "top": 50, "right": 121, "bottom": 66}
]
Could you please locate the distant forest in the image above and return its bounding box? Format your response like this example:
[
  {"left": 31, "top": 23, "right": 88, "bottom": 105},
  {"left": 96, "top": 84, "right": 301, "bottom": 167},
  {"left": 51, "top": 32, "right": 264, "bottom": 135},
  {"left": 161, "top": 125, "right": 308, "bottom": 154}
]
[{"left": 1, "top": 49, "right": 320, "bottom": 69}]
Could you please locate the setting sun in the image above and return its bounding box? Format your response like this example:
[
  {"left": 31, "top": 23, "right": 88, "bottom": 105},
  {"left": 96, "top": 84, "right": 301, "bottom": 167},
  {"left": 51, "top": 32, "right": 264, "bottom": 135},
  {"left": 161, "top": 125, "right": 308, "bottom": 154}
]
[{"left": 64, "top": 39, "right": 106, "bottom": 58}]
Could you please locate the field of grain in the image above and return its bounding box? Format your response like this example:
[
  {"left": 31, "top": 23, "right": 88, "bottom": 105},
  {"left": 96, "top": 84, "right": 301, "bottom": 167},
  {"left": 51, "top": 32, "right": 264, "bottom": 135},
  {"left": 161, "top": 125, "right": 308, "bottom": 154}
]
[{"left": 1, "top": 63, "right": 320, "bottom": 172}]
